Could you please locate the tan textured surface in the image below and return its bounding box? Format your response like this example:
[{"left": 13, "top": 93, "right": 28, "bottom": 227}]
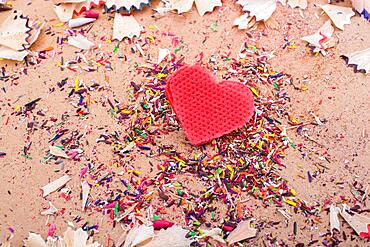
[{"left": 0, "top": 0, "right": 369, "bottom": 245}]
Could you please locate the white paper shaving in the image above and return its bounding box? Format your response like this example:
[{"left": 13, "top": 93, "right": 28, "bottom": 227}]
[
  {"left": 343, "top": 48, "right": 370, "bottom": 74},
  {"left": 41, "top": 201, "right": 58, "bottom": 215},
  {"left": 53, "top": 3, "right": 75, "bottom": 22},
  {"left": 146, "top": 225, "right": 192, "bottom": 247},
  {"left": 24, "top": 227, "right": 100, "bottom": 247},
  {"left": 68, "top": 18, "right": 96, "bottom": 28},
  {"left": 157, "top": 48, "right": 170, "bottom": 64},
  {"left": 113, "top": 14, "right": 142, "bottom": 40},
  {"left": 49, "top": 145, "right": 70, "bottom": 159},
  {"left": 40, "top": 175, "right": 71, "bottom": 197},
  {"left": 321, "top": 4, "right": 355, "bottom": 30},
  {"left": 68, "top": 34, "right": 95, "bottom": 50},
  {"left": 236, "top": 0, "right": 277, "bottom": 21},
  {"left": 81, "top": 180, "right": 90, "bottom": 210},
  {"left": 329, "top": 204, "right": 340, "bottom": 234},
  {"left": 124, "top": 224, "right": 155, "bottom": 247},
  {"left": 233, "top": 13, "right": 255, "bottom": 30}
]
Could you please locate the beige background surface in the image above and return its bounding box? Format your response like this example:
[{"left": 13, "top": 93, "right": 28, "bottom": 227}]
[{"left": 0, "top": 0, "right": 369, "bottom": 245}]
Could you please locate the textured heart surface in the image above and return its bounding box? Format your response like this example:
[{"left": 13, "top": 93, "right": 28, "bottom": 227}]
[{"left": 166, "top": 65, "right": 255, "bottom": 145}]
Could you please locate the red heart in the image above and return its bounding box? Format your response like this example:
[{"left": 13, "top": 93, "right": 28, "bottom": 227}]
[{"left": 166, "top": 65, "right": 255, "bottom": 145}]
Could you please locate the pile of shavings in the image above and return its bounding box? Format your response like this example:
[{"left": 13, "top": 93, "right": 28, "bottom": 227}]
[
  {"left": 233, "top": 0, "right": 308, "bottom": 30},
  {"left": 51, "top": 0, "right": 370, "bottom": 76},
  {"left": 53, "top": 0, "right": 223, "bottom": 44},
  {"left": 6, "top": 28, "right": 367, "bottom": 247},
  {"left": 61, "top": 43, "right": 321, "bottom": 246},
  {"left": 23, "top": 227, "right": 100, "bottom": 247},
  {"left": 53, "top": 1, "right": 148, "bottom": 42},
  {"left": 26, "top": 37, "right": 319, "bottom": 245},
  {"left": 155, "top": 0, "right": 222, "bottom": 17},
  {"left": 233, "top": 1, "right": 369, "bottom": 61}
]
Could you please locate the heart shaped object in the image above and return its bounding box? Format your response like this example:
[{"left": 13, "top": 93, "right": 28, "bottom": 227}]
[{"left": 166, "top": 65, "right": 255, "bottom": 145}]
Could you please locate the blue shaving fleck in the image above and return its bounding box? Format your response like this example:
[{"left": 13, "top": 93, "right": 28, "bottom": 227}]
[{"left": 361, "top": 8, "right": 370, "bottom": 20}]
